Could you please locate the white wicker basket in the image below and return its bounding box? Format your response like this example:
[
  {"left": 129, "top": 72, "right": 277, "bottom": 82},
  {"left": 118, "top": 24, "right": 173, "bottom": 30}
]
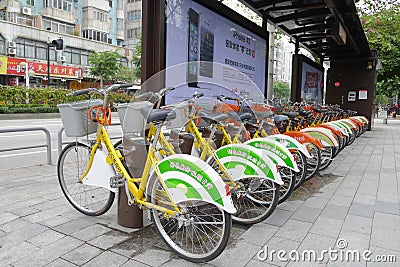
[{"left": 57, "top": 99, "right": 103, "bottom": 137}]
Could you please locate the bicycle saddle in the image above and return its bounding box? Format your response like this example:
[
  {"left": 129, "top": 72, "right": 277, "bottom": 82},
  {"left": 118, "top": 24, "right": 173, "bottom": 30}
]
[
  {"left": 282, "top": 112, "right": 299, "bottom": 119},
  {"left": 147, "top": 109, "right": 176, "bottom": 123},
  {"left": 299, "top": 109, "right": 313, "bottom": 118},
  {"left": 274, "top": 114, "right": 289, "bottom": 122},
  {"left": 198, "top": 111, "right": 228, "bottom": 125}
]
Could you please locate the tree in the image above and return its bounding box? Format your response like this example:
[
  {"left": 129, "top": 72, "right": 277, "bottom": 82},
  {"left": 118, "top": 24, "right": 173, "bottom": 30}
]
[
  {"left": 358, "top": 1, "right": 400, "bottom": 98},
  {"left": 88, "top": 50, "right": 124, "bottom": 88},
  {"left": 273, "top": 81, "right": 291, "bottom": 99},
  {"left": 115, "top": 40, "right": 142, "bottom": 84}
]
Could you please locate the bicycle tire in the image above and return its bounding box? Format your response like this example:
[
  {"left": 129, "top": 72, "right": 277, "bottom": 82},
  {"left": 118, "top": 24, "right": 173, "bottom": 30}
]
[
  {"left": 293, "top": 150, "right": 307, "bottom": 190},
  {"left": 147, "top": 172, "right": 231, "bottom": 263},
  {"left": 277, "top": 167, "right": 295, "bottom": 204},
  {"left": 58, "top": 142, "right": 115, "bottom": 216},
  {"left": 319, "top": 146, "right": 334, "bottom": 171},
  {"left": 206, "top": 157, "right": 279, "bottom": 225},
  {"left": 305, "top": 143, "right": 321, "bottom": 180}
]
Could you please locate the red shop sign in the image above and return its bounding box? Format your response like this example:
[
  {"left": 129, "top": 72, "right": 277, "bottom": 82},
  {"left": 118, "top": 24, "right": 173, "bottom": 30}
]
[
  {"left": 6, "top": 57, "right": 26, "bottom": 76},
  {"left": 28, "top": 62, "right": 83, "bottom": 78}
]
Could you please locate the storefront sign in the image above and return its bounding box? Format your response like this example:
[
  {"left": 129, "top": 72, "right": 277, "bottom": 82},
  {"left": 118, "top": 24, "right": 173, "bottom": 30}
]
[
  {"left": 7, "top": 57, "right": 26, "bottom": 76},
  {"left": 69, "top": 80, "right": 100, "bottom": 90},
  {"left": 28, "top": 62, "right": 83, "bottom": 78},
  {"left": 0, "top": 56, "right": 8, "bottom": 74}
]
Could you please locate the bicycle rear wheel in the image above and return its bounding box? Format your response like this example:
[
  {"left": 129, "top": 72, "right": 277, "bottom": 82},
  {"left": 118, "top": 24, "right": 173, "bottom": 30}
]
[
  {"left": 293, "top": 150, "right": 307, "bottom": 190},
  {"left": 277, "top": 167, "right": 295, "bottom": 204},
  {"left": 305, "top": 143, "right": 321, "bottom": 180},
  {"left": 58, "top": 142, "right": 115, "bottom": 216},
  {"left": 147, "top": 172, "right": 231, "bottom": 263},
  {"left": 231, "top": 178, "right": 279, "bottom": 224},
  {"left": 319, "top": 146, "right": 334, "bottom": 171}
]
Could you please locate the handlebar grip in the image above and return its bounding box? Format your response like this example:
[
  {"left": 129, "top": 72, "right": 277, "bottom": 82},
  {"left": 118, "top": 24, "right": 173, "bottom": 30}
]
[
  {"left": 67, "top": 88, "right": 94, "bottom": 96},
  {"left": 159, "top": 86, "right": 175, "bottom": 96}
]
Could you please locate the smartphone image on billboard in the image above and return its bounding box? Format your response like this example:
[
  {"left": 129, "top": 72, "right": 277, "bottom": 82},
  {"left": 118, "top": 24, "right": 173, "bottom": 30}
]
[
  {"left": 200, "top": 26, "right": 214, "bottom": 78},
  {"left": 187, "top": 8, "right": 199, "bottom": 86}
]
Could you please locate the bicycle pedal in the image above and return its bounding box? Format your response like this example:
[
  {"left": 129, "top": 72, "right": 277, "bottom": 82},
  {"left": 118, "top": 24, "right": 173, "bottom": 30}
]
[{"left": 110, "top": 174, "right": 125, "bottom": 188}]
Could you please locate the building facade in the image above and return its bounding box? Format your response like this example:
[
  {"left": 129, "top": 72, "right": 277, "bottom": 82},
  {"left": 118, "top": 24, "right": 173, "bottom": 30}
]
[{"left": 0, "top": 0, "right": 142, "bottom": 88}]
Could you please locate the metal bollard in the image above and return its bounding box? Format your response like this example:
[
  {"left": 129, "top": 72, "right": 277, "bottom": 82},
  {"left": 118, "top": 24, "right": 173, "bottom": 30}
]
[{"left": 383, "top": 118, "right": 388, "bottom": 124}]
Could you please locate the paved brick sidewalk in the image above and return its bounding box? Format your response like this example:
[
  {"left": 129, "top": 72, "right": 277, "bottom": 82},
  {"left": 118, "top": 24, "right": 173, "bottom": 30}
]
[{"left": 1, "top": 119, "right": 399, "bottom": 266}]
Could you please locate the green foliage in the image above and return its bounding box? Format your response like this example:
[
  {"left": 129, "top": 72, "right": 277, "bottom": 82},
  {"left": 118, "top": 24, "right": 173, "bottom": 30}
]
[
  {"left": 375, "top": 94, "right": 389, "bottom": 106},
  {"left": 0, "top": 86, "right": 132, "bottom": 113},
  {"left": 358, "top": 1, "right": 400, "bottom": 97},
  {"left": 273, "top": 81, "right": 291, "bottom": 99},
  {"left": 88, "top": 50, "right": 124, "bottom": 88}
]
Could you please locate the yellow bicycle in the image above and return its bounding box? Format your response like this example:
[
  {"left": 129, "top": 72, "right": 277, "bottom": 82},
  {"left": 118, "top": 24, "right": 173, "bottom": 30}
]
[{"left": 57, "top": 87, "right": 235, "bottom": 262}]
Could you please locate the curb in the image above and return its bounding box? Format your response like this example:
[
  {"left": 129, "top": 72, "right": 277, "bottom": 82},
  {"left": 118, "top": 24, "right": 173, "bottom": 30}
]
[{"left": 0, "top": 113, "right": 61, "bottom": 120}]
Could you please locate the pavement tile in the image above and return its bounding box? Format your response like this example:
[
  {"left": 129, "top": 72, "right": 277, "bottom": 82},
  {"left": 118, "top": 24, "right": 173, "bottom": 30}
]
[
  {"left": 278, "top": 200, "right": 304, "bottom": 212},
  {"left": 245, "top": 259, "right": 278, "bottom": 267},
  {"left": 342, "top": 214, "right": 373, "bottom": 235},
  {"left": 0, "top": 222, "right": 48, "bottom": 248},
  {"left": 240, "top": 223, "right": 279, "bottom": 246},
  {"left": 70, "top": 224, "right": 112, "bottom": 242},
  {"left": 88, "top": 231, "right": 131, "bottom": 250},
  {"left": 348, "top": 203, "right": 375, "bottom": 218},
  {"left": 320, "top": 204, "right": 349, "bottom": 220},
  {"left": 0, "top": 218, "right": 32, "bottom": 233},
  {"left": 336, "top": 230, "right": 371, "bottom": 252},
  {"left": 11, "top": 236, "right": 84, "bottom": 267},
  {"left": 262, "top": 208, "right": 293, "bottom": 227},
  {"left": 121, "top": 259, "right": 151, "bottom": 267},
  {"left": 161, "top": 258, "right": 207, "bottom": 267},
  {"left": 53, "top": 217, "right": 98, "bottom": 235},
  {"left": 328, "top": 195, "right": 354, "bottom": 208},
  {"left": 290, "top": 206, "right": 322, "bottom": 223},
  {"left": 309, "top": 217, "right": 343, "bottom": 238},
  {"left": 303, "top": 197, "right": 329, "bottom": 210},
  {"left": 45, "top": 258, "right": 79, "bottom": 267},
  {"left": 353, "top": 194, "right": 377, "bottom": 206},
  {"left": 275, "top": 219, "right": 313, "bottom": 242},
  {"left": 129, "top": 248, "right": 174, "bottom": 267},
  {"left": 371, "top": 212, "right": 400, "bottom": 250},
  {"left": 27, "top": 229, "right": 66, "bottom": 248},
  {"left": 0, "top": 212, "right": 19, "bottom": 225},
  {"left": 334, "top": 186, "right": 357, "bottom": 198},
  {"left": 61, "top": 244, "right": 103, "bottom": 266},
  {"left": 82, "top": 251, "right": 129, "bottom": 267},
  {"left": 0, "top": 241, "right": 39, "bottom": 265},
  {"left": 374, "top": 201, "right": 400, "bottom": 215}
]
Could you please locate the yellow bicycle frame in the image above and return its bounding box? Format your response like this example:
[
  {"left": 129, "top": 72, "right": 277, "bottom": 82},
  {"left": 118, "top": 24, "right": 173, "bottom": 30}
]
[{"left": 78, "top": 124, "right": 180, "bottom": 215}]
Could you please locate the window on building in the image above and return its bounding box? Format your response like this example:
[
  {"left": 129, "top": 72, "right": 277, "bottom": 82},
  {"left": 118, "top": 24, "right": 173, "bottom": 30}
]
[
  {"left": 0, "top": 35, "right": 5, "bottom": 55},
  {"left": 82, "top": 29, "right": 109, "bottom": 43},
  {"left": 127, "top": 28, "right": 140, "bottom": 39},
  {"left": 117, "top": 0, "right": 123, "bottom": 9},
  {"left": 93, "top": 10, "right": 107, "bottom": 22},
  {"left": 43, "top": 18, "right": 74, "bottom": 35},
  {"left": 26, "top": 0, "right": 35, "bottom": 6},
  {"left": 44, "top": 0, "right": 72, "bottom": 13},
  {"left": 117, "top": 18, "right": 124, "bottom": 30},
  {"left": 127, "top": 10, "right": 141, "bottom": 21},
  {"left": 128, "top": 0, "right": 141, "bottom": 3}
]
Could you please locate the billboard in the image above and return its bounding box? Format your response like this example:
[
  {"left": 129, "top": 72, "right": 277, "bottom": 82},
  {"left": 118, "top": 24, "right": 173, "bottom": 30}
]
[
  {"left": 165, "top": 0, "right": 267, "bottom": 104},
  {"left": 300, "top": 58, "right": 324, "bottom": 103}
]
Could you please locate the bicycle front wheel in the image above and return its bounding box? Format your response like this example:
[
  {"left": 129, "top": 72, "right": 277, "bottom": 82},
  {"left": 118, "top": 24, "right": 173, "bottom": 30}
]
[
  {"left": 147, "top": 173, "right": 231, "bottom": 263},
  {"left": 58, "top": 142, "right": 115, "bottom": 216}
]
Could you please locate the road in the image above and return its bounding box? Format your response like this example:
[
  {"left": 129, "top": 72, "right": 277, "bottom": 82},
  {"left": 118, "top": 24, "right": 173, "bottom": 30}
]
[{"left": 0, "top": 115, "right": 123, "bottom": 170}]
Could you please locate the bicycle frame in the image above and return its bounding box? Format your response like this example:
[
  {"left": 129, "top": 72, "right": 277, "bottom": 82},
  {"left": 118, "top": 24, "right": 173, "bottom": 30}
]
[{"left": 79, "top": 124, "right": 180, "bottom": 215}]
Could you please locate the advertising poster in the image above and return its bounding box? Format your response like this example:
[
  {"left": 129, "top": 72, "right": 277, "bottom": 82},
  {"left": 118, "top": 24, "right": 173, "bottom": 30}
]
[
  {"left": 300, "top": 61, "right": 324, "bottom": 103},
  {"left": 165, "top": 0, "right": 267, "bottom": 104}
]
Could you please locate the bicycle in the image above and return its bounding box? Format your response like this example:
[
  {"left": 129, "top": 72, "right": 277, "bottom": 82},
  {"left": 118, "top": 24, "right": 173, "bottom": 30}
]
[{"left": 57, "top": 87, "right": 236, "bottom": 263}]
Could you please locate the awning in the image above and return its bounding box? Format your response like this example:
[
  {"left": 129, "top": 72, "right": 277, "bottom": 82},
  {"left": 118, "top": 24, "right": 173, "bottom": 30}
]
[{"left": 239, "top": 0, "right": 371, "bottom": 60}]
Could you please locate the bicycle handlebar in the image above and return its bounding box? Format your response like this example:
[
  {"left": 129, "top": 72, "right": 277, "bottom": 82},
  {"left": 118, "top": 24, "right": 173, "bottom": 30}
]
[{"left": 66, "top": 88, "right": 95, "bottom": 96}]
